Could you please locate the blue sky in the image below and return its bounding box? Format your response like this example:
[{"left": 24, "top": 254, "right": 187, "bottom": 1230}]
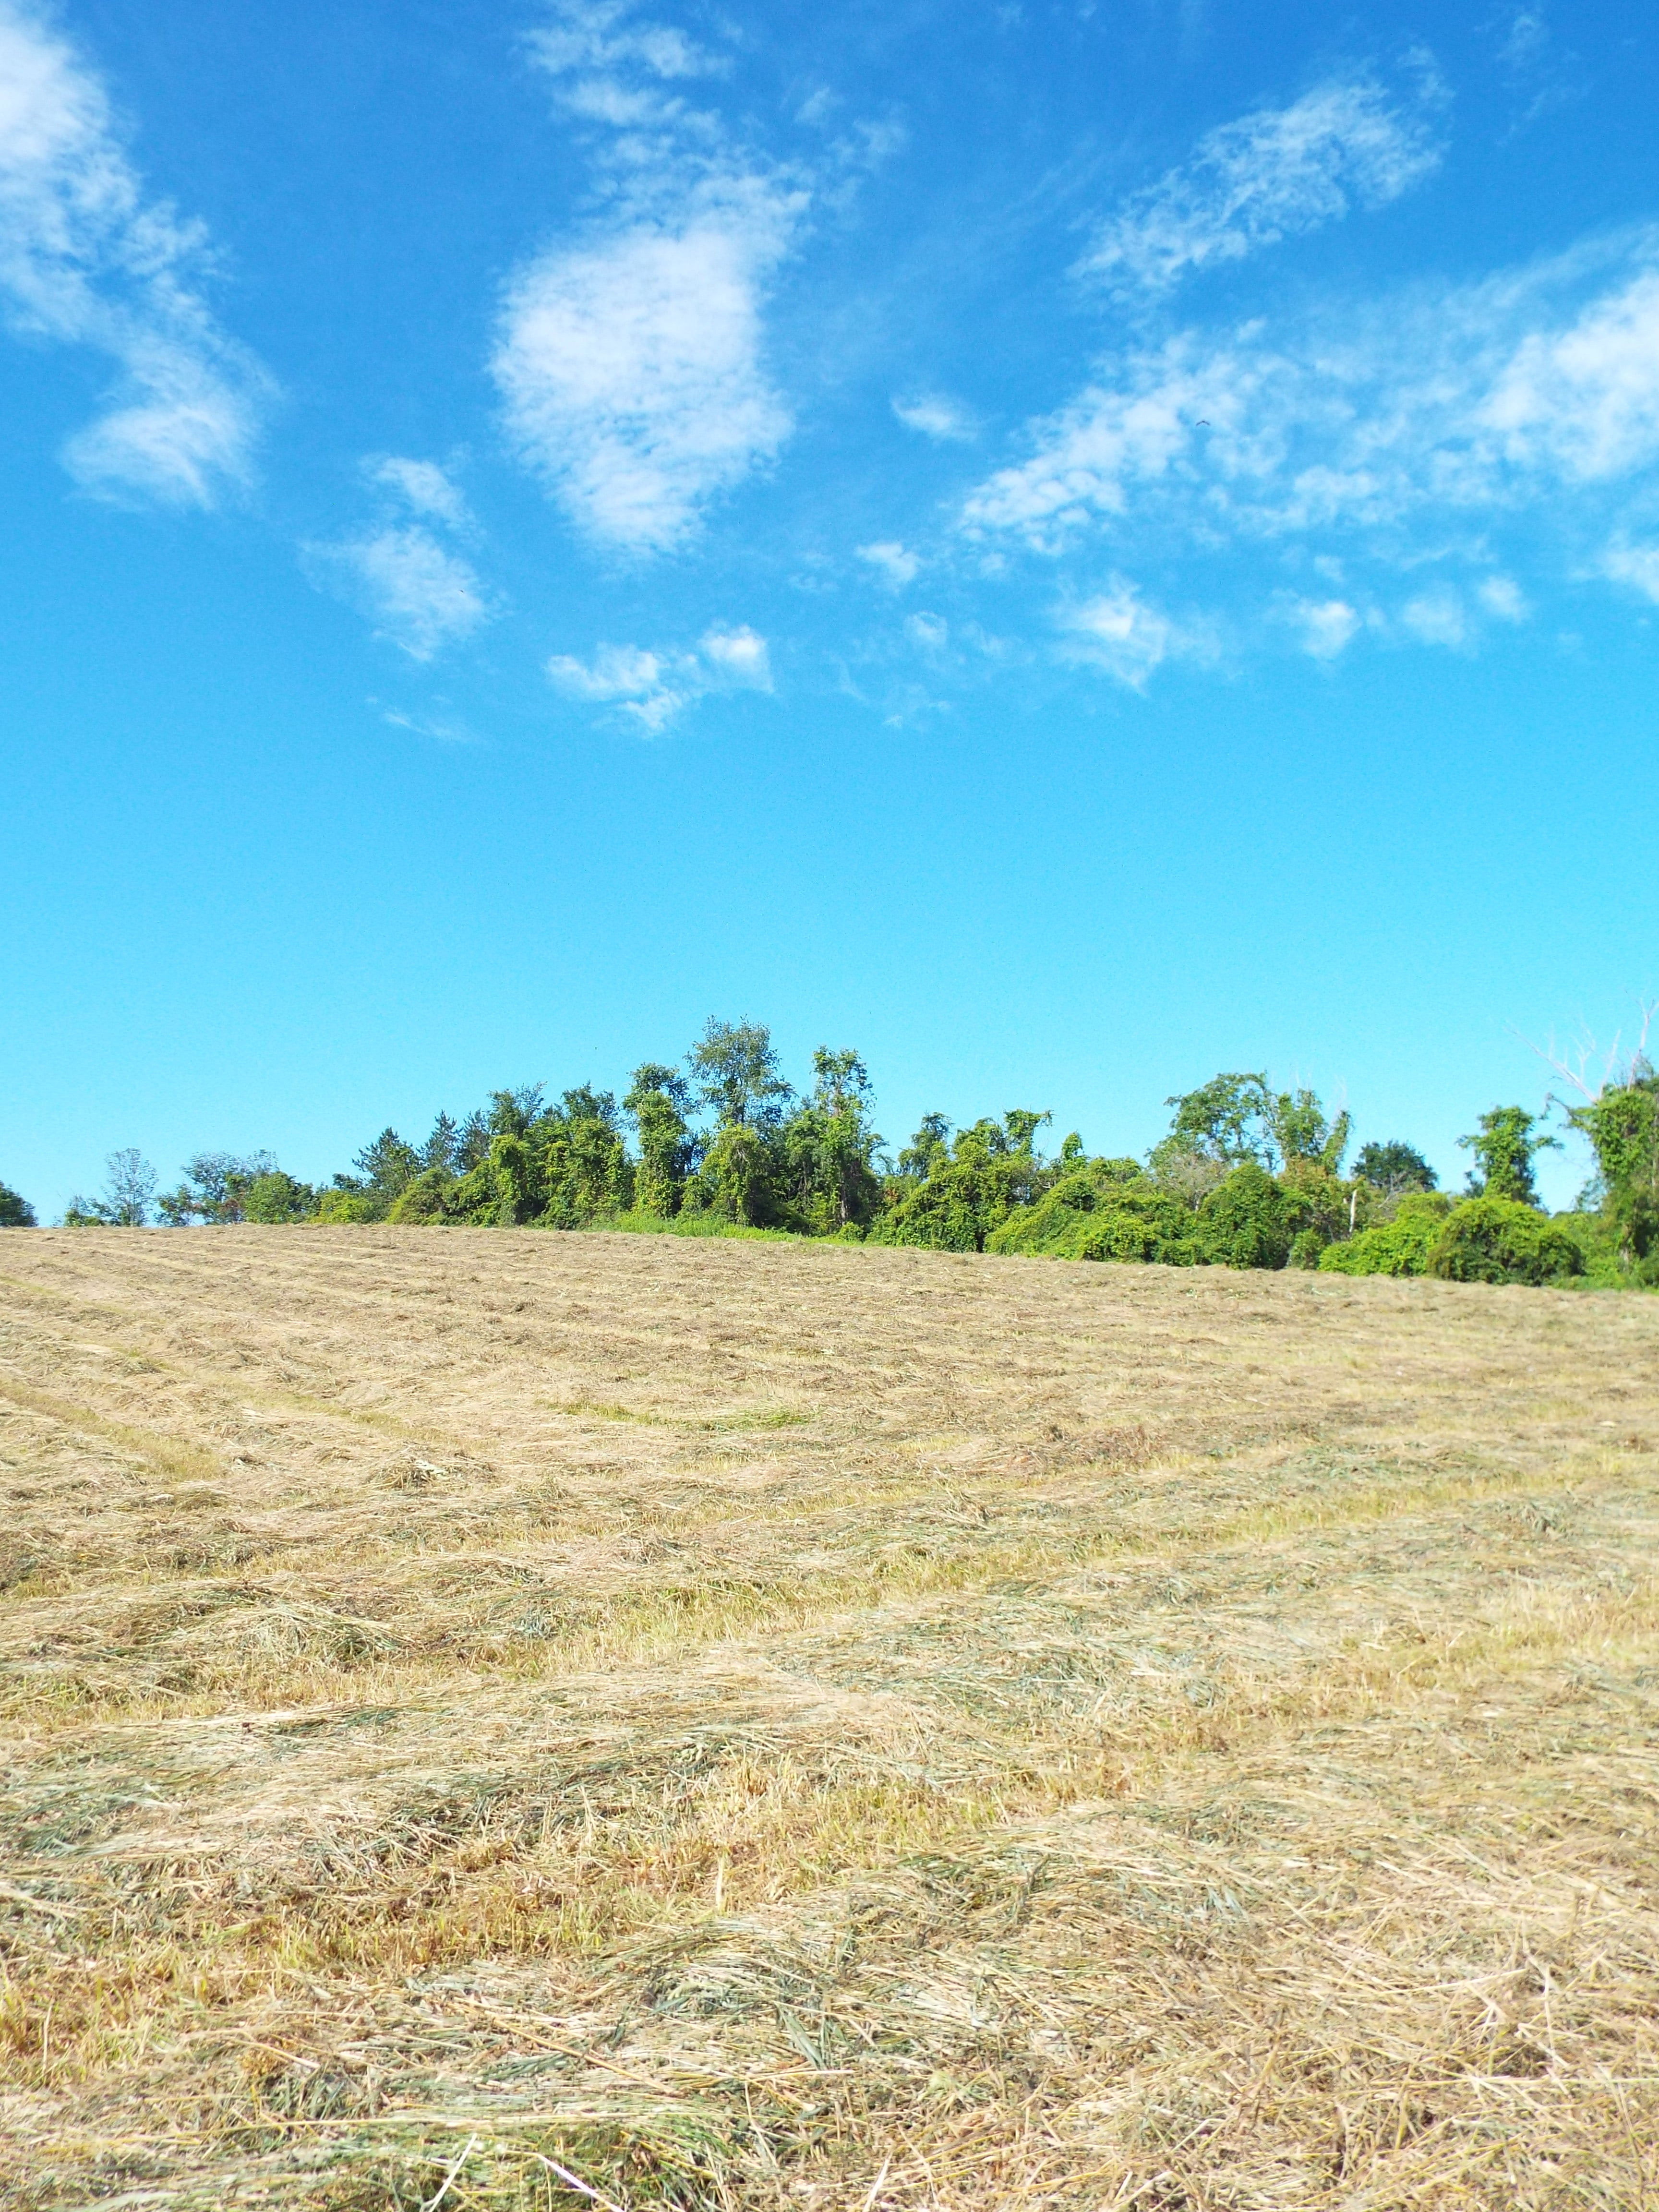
[{"left": 2, "top": 0, "right": 1655, "bottom": 1218}]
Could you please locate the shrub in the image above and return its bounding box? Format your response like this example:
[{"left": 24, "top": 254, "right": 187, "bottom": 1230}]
[
  {"left": 1319, "top": 1193, "right": 1449, "bottom": 1277},
  {"left": 313, "top": 1189, "right": 377, "bottom": 1225},
  {"left": 386, "top": 1168, "right": 454, "bottom": 1225},
  {"left": 1196, "top": 1163, "right": 1293, "bottom": 1270},
  {"left": 242, "top": 1171, "right": 315, "bottom": 1224},
  {"left": 988, "top": 1174, "right": 1201, "bottom": 1265},
  {"left": 1427, "top": 1198, "right": 1585, "bottom": 1286},
  {"left": 1288, "top": 1227, "right": 1327, "bottom": 1269}
]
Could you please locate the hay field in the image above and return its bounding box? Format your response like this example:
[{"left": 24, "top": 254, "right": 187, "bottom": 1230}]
[{"left": 1, "top": 1229, "right": 1657, "bottom": 2212}]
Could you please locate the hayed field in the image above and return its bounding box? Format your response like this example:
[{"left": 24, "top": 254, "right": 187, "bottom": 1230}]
[{"left": 1, "top": 1233, "right": 1657, "bottom": 2212}]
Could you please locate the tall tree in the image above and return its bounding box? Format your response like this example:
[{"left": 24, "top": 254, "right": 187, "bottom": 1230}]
[
  {"left": 350, "top": 1129, "right": 421, "bottom": 1210},
  {"left": 1354, "top": 1140, "right": 1438, "bottom": 1196},
  {"left": 781, "top": 1048, "right": 885, "bottom": 1231},
  {"left": 625, "top": 1065, "right": 694, "bottom": 1218},
  {"left": 687, "top": 1019, "right": 793, "bottom": 1131},
  {"left": 420, "top": 1112, "right": 460, "bottom": 1175},
  {"left": 158, "top": 1151, "right": 280, "bottom": 1225},
  {"left": 1459, "top": 1106, "right": 1558, "bottom": 1204},
  {"left": 66, "top": 1149, "right": 157, "bottom": 1226}
]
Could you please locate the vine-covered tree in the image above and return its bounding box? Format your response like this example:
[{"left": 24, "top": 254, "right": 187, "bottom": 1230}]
[
  {"left": 1459, "top": 1106, "right": 1558, "bottom": 1204},
  {"left": 625, "top": 1064, "right": 694, "bottom": 1219}
]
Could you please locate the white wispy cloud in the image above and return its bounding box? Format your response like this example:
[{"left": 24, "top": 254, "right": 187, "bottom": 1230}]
[
  {"left": 1600, "top": 539, "right": 1659, "bottom": 603},
  {"left": 368, "top": 456, "right": 472, "bottom": 531},
  {"left": 1078, "top": 71, "right": 1444, "bottom": 298},
  {"left": 313, "top": 528, "right": 489, "bottom": 661},
  {"left": 548, "top": 621, "right": 772, "bottom": 731},
  {"left": 0, "top": 0, "right": 269, "bottom": 505},
  {"left": 892, "top": 391, "right": 979, "bottom": 442},
  {"left": 1285, "top": 596, "right": 1361, "bottom": 659},
  {"left": 494, "top": 4, "right": 805, "bottom": 557},
  {"left": 858, "top": 539, "right": 920, "bottom": 587},
  {"left": 306, "top": 456, "right": 490, "bottom": 659},
  {"left": 1057, "top": 584, "right": 1208, "bottom": 689},
  {"left": 963, "top": 229, "right": 1659, "bottom": 609},
  {"left": 1399, "top": 587, "right": 1469, "bottom": 648},
  {"left": 1477, "top": 574, "right": 1529, "bottom": 621}
]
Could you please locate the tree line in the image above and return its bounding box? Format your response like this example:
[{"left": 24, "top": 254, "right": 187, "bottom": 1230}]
[{"left": 4, "top": 1017, "right": 1655, "bottom": 1288}]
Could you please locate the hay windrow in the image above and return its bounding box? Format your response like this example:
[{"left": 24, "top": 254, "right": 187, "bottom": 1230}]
[{"left": 1, "top": 1226, "right": 1656, "bottom": 2208}]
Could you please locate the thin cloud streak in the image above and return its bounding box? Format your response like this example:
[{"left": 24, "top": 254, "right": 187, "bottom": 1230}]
[
  {"left": 0, "top": 0, "right": 268, "bottom": 505},
  {"left": 1078, "top": 70, "right": 1444, "bottom": 298},
  {"left": 892, "top": 391, "right": 980, "bottom": 442},
  {"left": 306, "top": 456, "right": 490, "bottom": 659}
]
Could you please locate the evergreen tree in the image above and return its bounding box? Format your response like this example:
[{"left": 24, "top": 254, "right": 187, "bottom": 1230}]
[
  {"left": 0, "top": 1179, "right": 36, "bottom": 1227},
  {"left": 421, "top": 1112, "right": 460, "bottom": 1175}
]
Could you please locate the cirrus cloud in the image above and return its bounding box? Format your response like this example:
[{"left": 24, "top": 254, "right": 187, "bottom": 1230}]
[
  {"left": 1078, "top": 70, "right": 1445, "bottom": 299},
  {"left": 0, "top": 0, "right": 270, "bottom": 506},
  {"left": 305, "top": 457, "right": 490, "bottom": 660}
]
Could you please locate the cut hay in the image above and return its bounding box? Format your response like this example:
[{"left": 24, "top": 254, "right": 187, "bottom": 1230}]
[{"left": 0, "top": 1229, "right": 1656, "bottom": 2207}]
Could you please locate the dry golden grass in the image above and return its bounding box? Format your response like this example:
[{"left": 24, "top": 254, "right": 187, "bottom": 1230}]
[{"left": 0, "top": 1226, "right": 1656, "bottom": 2211}]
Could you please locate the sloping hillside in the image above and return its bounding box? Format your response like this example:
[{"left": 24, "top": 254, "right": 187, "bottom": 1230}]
[{"left": 1, "top": 1229, "right": 1656, "bottom": 2208}]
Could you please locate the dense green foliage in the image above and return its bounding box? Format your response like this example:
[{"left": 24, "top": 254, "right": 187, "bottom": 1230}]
[
  {"left": 38, "top": 1023, "right": 1658, "bottom": 1292},
  {"left": 1458, "top": 1106, "right": 1559, "bottom": 1204},
  {"left": 1351, "top": 1141, "right": 1437, "bottom": 1196},
  {"left": 0, "top": 1178, "right": 36, "bottom": 1227},
  {"left": 1566, "top": 1057, "right": 1659, "bottom": 1282}
]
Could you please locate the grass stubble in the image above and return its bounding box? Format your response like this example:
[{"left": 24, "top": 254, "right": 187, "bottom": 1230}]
[{"left": 0, "top": 1227, "right": 1655, "bottom": 2210}]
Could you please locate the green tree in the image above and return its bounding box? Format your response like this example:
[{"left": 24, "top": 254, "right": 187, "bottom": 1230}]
[
  {"left": 486, "top": 1088, "right": 546, "bottom": 1141},
  {"left": 1156, "top": 1072, "right": 1273, "bottom": 1169},
  {"left": 1196, "top": 1162, "right": 1294, "bottom": 1269},
  {"left": 1565, "top": 1059, "right": 1659, "bottom": 1269},
  {"left": 873, "top": 1111, "right": 1050, "bottom": 1252},
  {"left": 1267, "top": 1087, "right": 1350, "bottom": 1175},
  {"left": 625, "top": 1064, "right": 694, "bottom": 1219},
  {"left": 687, "top": 1019, "right": 793, "bottom": 1131},
  {"left": 780, "top": 1048, "right": 885, "bottom": 1232},
  {"left": 158, "top": 1151, "right": 280, "bottom": 1225},
  {"left": 242, "top": 1170, "right": 317, "bottom": 1223},
  {"left": 1459, "top": 1107, "right": 1558, "bottom": 1205},
  {"left": 539, "top": 1090, "right": 632, "bottom": 1225},
  {"left": 420, "top": 1112, "right": 460, "bottom": 1175},
  {"left": 1427, "top": 1197, "right": 1583, "bottom": 1285},
  {"left": 457, "top": 1110, "right": 491, "bottom": 1171},
  {"left": 897, "top": 1113, "right": 952, "bottom": 1179},
  {"left": 349, "top": 1129, "right": 422, "bottom": 1214},
  {"left": 1156, "top": 1072, "right": 1348, "bottom": 1178},
  {"left": 65, "top": 1149, "right": 157, "bottom": 1226},
  {"left": 1353, "top": 1140, "right": 1438, "bottom": 1197},
  {"left": 0, "top": 1179, "right": 36, "bottom": 1227}
]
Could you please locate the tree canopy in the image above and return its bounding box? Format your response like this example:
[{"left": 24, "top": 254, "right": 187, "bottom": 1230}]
[{"left": 32, "top": 1022, "right": 1649, "bottom": 1289}]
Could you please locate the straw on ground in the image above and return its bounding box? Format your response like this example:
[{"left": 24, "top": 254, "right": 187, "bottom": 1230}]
[{"left": 0, "top": 1227, "right": 1655, "bottom": 2208}]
